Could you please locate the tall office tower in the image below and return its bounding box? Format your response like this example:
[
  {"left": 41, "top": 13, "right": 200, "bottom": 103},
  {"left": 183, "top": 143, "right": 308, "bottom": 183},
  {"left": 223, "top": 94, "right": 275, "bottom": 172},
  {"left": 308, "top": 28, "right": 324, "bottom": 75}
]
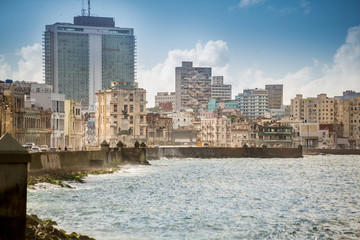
[
  {"left": 211, "top": 76, "right": 232, "bottom": 101},
  {"left": 236, "top": 88, "right": 268, "bottom": 119},
  {"left": 175, "top": 61, "right": 212, "bottom": 112},
  {"left": 44, "top": 15, "right": 136, "bottom": 110},
  {"left": 265, "top": 84, "right": 283, "bottom": 109}
]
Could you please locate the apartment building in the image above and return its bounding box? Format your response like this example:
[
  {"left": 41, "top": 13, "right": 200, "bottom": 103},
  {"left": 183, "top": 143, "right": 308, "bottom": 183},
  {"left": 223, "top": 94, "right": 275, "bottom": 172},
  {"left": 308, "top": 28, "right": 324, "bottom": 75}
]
[
  {"left": 290, "top": 94, "right": 337, "bottom": 124},
  {"left": 211, "top": 76, "right": 232, "bottom": 102},
  {"left": 175, "top": 61, "right": 212, "bottom": 112},
  {"left": 200, "top": 116, "right": 231, "bottom": 147},
  {"left": 155, "top": 92, "right": 176, "bottom": 112},
  {"left": 95, "top": 81, "right": 147, "bottom": 146},
  {"left": 265, "top": 84, "right": 283, "bottom": 109},
  {"left": 65, "top": 100, "right": 83, "bottom": 150},
  {"left": 236, "top": 88, "right": 268, "bottom": 119}
]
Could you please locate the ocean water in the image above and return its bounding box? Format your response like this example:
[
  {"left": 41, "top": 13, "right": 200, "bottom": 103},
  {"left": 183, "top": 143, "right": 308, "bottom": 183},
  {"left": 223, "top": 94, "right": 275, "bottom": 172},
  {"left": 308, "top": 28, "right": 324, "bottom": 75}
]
[{"left": 27, "top": 155, "right": 360, "bottom": 239}]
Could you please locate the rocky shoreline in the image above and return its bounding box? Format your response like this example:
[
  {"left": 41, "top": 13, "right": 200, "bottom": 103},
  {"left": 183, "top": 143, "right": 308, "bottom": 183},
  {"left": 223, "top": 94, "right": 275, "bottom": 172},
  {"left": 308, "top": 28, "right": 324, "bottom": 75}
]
[
  {"left": 26, "top": 214, "right": 95, "bottom": 240},
  {"left": 27, "top": 168, "right": 121, "bottom": 239},
  {"left": 27, "top": 167, "right": 120, "bottom": 188}
]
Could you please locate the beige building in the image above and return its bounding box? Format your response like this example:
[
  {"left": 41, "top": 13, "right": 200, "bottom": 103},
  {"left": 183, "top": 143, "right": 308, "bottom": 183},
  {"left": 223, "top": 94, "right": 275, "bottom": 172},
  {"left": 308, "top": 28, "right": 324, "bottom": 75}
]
[
  {"left": 290, "top": 94, "right": 337, "bottom": 124},
  {"left": 230, "top": 117, "right": 258, "bottom": 148},
  {"left": 338, "top": 97, "right": 360, "bottom": 148},
  {"left": 200, "top": 116, "right": 231, "bottom": 147},
  {"left": 95, "top": 81, "right": 147, "bottom": 146},
  {"left": 65, "top": 100, "right": 83, "bottom": 150},
  {"left": 1, "top": 83, "right": 52, "bottom": 146},
  {"left": 155, "top": 92, "right": 176, "bottom": 112}
]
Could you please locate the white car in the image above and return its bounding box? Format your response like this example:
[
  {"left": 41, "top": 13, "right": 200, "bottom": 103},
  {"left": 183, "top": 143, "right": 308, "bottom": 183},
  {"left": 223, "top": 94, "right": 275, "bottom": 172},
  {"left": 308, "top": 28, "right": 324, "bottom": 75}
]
[
  {"left": 40, "top": 145, "right": 49, "bottom": 152},
  {"left": 31, "top": 146, "right": 41, "bottom": 152}
]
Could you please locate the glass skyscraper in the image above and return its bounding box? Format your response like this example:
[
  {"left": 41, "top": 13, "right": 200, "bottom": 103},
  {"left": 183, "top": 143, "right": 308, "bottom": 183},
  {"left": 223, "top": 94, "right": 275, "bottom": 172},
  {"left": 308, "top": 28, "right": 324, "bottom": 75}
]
[{"left": 44, "top": 16, "right": 136, "bottom": 110}]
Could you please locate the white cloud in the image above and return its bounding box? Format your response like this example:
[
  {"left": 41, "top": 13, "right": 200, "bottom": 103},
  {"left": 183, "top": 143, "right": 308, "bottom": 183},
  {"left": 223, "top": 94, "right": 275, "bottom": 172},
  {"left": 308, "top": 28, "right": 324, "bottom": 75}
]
[
  {"left": 0, "top": 55, "right": 12, "bottom": 80},
  {"left": 137, "top": 40, "right": 230, "bottom": 107},
  {"left": 12, "top": 43, "right": 43, "bottom": 82},
  {"left": 235, "top": 25, "right": 360, "bottom": 105},
  {"left": 238, "top": 0, "right": 266, "bottom": 8}
]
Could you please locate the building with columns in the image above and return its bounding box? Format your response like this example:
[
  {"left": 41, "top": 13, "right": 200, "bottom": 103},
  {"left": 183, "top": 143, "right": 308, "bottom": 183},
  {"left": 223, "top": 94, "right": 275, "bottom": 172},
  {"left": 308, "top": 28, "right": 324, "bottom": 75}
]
[{"left": 95, "top": 81, "right": 147, "bottom": 146}]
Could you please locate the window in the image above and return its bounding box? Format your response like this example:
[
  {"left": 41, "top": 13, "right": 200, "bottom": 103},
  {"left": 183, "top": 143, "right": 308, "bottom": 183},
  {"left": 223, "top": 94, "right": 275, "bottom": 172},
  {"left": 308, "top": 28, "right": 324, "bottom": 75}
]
[
  {"left": 114, "top": 104, "right": 117, "bottom": 112},
  {"left": 130, "top": 105, "right": 133, "bottom": 113},
  {"left": 140, "top": 105, "right": 144, "bottom": 112},
  {"left": 130, "top": 116, "right": 133, "bottom": 124},
  {"left": 130, "top": 93, "right": 133, "bottom": 102}
]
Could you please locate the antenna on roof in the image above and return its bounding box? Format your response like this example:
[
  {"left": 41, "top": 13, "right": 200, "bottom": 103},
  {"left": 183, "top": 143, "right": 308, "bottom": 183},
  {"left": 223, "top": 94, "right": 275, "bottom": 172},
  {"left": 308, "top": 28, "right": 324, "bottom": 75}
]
[
  {"left": 81, "top": 0, "right": 86, "bottom": 16},
  {"left": 88, "top": 0, "right": 91, "bottom": 16}
]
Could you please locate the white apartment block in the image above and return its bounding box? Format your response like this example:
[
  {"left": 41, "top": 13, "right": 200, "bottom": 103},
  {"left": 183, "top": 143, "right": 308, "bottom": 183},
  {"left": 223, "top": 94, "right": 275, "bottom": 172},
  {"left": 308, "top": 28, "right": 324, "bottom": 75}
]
[
  {"left": 236, "top": 88, "right": 268, "bottom": 119},
  {"left": 29, "top": 83, "right": 65, "bottom": 148}
]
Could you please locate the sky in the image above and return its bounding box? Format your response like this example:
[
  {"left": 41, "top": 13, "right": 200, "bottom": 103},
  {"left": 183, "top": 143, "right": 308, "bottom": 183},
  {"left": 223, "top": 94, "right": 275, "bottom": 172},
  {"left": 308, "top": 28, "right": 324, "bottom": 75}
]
[{"left": 0, "top": 0, "right": 360, "bottom": 107}]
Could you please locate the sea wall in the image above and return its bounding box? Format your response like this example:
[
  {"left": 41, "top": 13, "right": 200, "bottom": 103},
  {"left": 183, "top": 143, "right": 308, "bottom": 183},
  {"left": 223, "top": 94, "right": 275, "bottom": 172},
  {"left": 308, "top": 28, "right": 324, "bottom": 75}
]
[
  {"left": 146, "top": 146, "right": 303, "bottom": 159},
  {"left": 0, "top": 134, "right": 30, "bottom": 240},
  {"left": 303, "top": 149, "right": 360, "bottom": 155},
  {"left": 29, "top": 148, "right": 146, "bottom": 171}
]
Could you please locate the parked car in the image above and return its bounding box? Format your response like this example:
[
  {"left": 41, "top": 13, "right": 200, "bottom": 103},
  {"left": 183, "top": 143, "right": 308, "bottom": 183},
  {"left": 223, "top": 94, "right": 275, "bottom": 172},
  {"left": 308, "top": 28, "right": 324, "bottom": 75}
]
[
  {"left": 31, "top": 146, "right": 41, "bottom": 152},
  {"left": 40, "top": 145, "right": 49, "bottom": 152},
  {"left": 22, "top": 145, "right": 32, "bottom": 151},
  {"left": 49, "top": 147, "right": 57, "bottom": 152}
]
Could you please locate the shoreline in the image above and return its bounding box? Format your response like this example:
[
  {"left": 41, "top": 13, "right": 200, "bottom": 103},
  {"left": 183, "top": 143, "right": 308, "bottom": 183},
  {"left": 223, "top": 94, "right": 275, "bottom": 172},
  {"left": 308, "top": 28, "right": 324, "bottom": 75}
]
[
  {"left": 26, "top": 214, "right": 95, "bottom": 240},
  {"left": 28, "top": 167, "right": 120, "bottom": 188}
]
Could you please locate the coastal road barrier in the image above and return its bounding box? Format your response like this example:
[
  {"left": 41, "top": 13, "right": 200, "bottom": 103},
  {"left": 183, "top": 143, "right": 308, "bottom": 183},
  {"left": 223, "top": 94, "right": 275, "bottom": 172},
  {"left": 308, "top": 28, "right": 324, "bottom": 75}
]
[{"left": 0, "top": 133, "right": 30, "bottom": 240}]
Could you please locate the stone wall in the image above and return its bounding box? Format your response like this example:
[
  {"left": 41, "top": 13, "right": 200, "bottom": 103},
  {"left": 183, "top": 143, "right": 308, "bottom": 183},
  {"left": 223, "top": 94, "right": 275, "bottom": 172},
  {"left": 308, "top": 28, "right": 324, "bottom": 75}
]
[
  {"left": 29, "top": 148, "right": 146, "bottom": 171},
  {"left": 303, "top": 149, "right": 360, "bottom": 155},
  {"left": 146, "top": 146, "right": 303, "bottom": 159}
]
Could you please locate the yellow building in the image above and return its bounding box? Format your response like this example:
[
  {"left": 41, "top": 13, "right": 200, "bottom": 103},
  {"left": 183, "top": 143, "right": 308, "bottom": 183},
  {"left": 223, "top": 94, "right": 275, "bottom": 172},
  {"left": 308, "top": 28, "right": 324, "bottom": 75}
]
[
  {"left": 290, "top": 93, "right": 337, "bottom": 124},
  {"left": 338, "top": 97, "right": 360, "bottom": 148},
  {"left": 95, "top": 81, "right": 147, "bottom": 146},
  {"left": 65, "top": 100, "right": 83, "bottom": 150}
]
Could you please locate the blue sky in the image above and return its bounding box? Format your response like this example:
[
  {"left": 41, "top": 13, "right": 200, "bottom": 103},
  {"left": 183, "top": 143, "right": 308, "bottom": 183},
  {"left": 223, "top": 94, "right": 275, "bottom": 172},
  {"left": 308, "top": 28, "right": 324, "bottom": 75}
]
[{"left": 0, "top": 0, "right": 360, "bottom": 106}]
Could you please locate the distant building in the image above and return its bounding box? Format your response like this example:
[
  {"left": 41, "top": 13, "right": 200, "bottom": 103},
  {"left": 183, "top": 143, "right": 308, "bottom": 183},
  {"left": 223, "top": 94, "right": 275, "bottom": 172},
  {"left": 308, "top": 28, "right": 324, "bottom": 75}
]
[
  {"left": 265, "top": 84, "right": 283, "bottom": 109},
  {"left": 236, "top": 88, "right": 268, "bottom": 119},
  {"left": 200, "top": 116, "right": 231, "bottom": 147},
  {"left": 29, "top": 83, "right": 65, "bottom": 148},
  {"left": 95, "top": 81, "right": 147, "bottom": 146},
  {"left": 155, "top": 92, "right": 175, "bottom": 112},
  {"left": 335, "top": 90, "right": 360, "bottom": 99},
  {"left": 0, "top": 82, "right": 52, "bottom": 146},
  {"left": 44, "top": 15, "right": 136, "bottom": 110},
  {"left": 146, "top": 113, "right": 173, "bottom": 145},
  {"left": 230, "top": 117, "right": 258, "bottom": 148},
  {"left": 208, "top": 99, "right": 239, "bottom": 112},
  {"left": 338, "top": 97, "right": 360, "bottom": 148},
  {"left": 290, "top": 94, "right": 337, "bottom": 124},
  {"left": 175, "top": 61, "right": 212, "bottom": 112},
  {"left": 258, "top": 124, "right": 294, "bottom": 148},
  {"left": 64, "top": 100, "right": 83, "bottom": 150},
  {"left": 211, "top": 76, "right": 231, "bottom": 102}
]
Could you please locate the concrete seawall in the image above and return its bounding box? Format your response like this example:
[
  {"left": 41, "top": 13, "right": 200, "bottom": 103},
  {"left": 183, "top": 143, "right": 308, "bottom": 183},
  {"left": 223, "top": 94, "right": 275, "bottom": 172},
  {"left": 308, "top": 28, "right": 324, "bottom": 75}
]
[
  {"left": 303, "top": 149, "right": 360, "bottom": 155},
  {"left": 146, "top": 147, "right": 303, "bottom": 159},
  {"left": 29, "top": 148, "right": 146, "bottom": 171}
]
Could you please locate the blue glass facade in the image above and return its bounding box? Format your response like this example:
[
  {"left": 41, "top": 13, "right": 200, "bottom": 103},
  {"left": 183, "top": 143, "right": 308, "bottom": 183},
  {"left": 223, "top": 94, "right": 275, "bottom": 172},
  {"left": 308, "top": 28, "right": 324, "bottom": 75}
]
[{"left": 44, "top": 16, "right": 135, "bottom": 110}]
